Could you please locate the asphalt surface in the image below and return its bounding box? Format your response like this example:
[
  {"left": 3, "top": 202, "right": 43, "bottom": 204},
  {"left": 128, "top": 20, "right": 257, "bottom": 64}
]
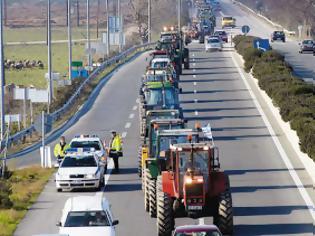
[
  {"left": 224, "top": 0, "right": 315, "bottom": 82},
  {"left": 13, "top": 0, "right": 315, "bottom": 235}
]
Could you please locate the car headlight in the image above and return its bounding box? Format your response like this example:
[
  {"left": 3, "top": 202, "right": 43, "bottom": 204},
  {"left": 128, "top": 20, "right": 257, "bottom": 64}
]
[{"left": 86, "top": 174, "right": 96, "bottom": 179}]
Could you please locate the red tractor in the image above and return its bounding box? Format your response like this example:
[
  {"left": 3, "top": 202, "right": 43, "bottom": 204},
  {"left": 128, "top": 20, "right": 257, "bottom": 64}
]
[{"left": 156, "top": 142, "right": 233, "bottom": 236}]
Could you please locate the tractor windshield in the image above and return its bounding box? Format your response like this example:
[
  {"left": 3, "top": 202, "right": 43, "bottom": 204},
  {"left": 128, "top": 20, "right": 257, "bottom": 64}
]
[
  {"left": 145, "top": 88, "right": 177, "bottom": 108},
  {"left": 159, "top": 135, "right": 198, "bottom": 154},
  {"left": 146, "top": 74, "right": 168, "bottom": 83},
  {"left": 178, "top": 151, "right": 209, "bottom": 175}
]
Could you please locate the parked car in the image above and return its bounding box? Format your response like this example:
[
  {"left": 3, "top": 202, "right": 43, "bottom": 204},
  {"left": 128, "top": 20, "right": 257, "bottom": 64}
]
[
  {"left": 173, "top": 225, "right": 222, "bottom": 236},
  {"left": 299, "top": 39, "right": 314, "bottom": 53},
  {"left": 205, "top": 36, "right": 222, "bottom": 52},
  {"left": 58, "top": 196, "right": 119, "bottom": 236},
  {"left": 271, "top": 31, "right": 285, "bottom": 42}
]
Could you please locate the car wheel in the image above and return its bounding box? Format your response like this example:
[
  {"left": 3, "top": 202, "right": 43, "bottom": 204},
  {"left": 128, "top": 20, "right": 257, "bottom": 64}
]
[{"left": 104, "top": 164, "right": 108, "bottom": 174}]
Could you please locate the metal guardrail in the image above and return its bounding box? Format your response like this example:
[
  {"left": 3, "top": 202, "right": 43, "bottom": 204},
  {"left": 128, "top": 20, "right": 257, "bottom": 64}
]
[{"left": 1, "top": 42, "right": 155, "bottom": 148}]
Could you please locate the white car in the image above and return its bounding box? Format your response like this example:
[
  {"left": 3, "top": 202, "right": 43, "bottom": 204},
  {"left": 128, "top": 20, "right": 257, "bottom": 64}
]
[
  {"left": 69, "top": 135, "right": 107, "bottom": 169},
  {"left": 55, "top": 151, "right": 106, "bottom": 192},
  {"left": 205, "top": 37, "right": 223, "bottom": 52},
  {"left": 58, "top": 196, "right": 118, "bottom": 236}
]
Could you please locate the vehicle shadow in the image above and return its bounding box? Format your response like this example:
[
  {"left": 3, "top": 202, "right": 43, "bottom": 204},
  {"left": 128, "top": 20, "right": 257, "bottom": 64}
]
[
  {"left": 180, "top": 78, "right": 239, "bottom": 83},
  {"left": 180, "top": 98, "right": 253, "bottom": 104},
  {"left": 231, "top": 184, "right": 313, "bottom": 193},
  {"left": 105, "top": 183, "right": 141, "bottom": 192},
  {"left": 181, "top": 89, "right": 248, "bottom": 94},
  {"left": 185, "top": 114, "right": 261, "bottom": 121},
  {"left": 182, "top": 107, "right": 257, "bottom": 112},
  {"left": 234, "top": 223, "right": 314, "bottom": 235},
  {"left": 225, "top": 167, "right": 305, "bottom": 175},
  {"left": 183, "top": 71, "right": 239, "bottom": 76}
]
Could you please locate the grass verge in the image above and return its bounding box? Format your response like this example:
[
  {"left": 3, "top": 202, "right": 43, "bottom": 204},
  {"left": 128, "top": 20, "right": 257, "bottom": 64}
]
[
  {"left": 233, "top": 35, "right": 315, "bottom": 159},
  {"left": 0, "top": 166, "right": 54, "bottom": 236}
]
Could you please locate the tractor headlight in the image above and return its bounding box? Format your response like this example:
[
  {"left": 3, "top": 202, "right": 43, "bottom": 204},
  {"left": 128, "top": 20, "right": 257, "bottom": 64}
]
[{"left": 185, "top": 177, "right": 193, "bottom": 184}]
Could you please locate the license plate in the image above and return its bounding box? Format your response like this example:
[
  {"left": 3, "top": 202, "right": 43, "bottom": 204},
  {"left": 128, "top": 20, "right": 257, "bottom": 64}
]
[
  {"left": 73, "top": 180, "right": 81, "bottom": 183},
  {"left": 188, "top": 205, "right": 202, "bottom": 210}
]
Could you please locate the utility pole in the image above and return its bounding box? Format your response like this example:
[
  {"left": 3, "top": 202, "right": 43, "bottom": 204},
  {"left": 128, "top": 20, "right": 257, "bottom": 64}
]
[
  {"left": 117, "top": 0, "right": 121, "bottom": 52},
  {"left": 86, "top": 0, "right": 91, "bottom": 69},
  {"left": 66, "top": 0, "right": 68, "bottom": 26},
  {"left": 96, "top": 0, "right": 100, "bottom": 39},
  {"left": 177, "top": 0, "right": 181, "bottom": 31},
  {"left": 148, "top": 0, "right": 151, "bottom": 43},
  {"left": 106, "top": 0, "right": 110, "bottom": 56},
  {"left": 0, "top": 0, "right": 5, "bottom": 140},
  {"left": 3, "top": 0, "right": 6, "bottom": 27},
  {"left": 68, "top": 0, "right": 72, "bottom": 80},
  {"left": 47, "top": 0, "right": 53, "bottom": 110},
  {"left": 76, "top": 0, "right": 80, "bottom": 27}
]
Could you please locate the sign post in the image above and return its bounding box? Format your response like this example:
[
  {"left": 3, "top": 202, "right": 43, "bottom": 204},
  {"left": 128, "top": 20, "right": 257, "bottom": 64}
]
[{"left": 241, "top": 25, "right": 250, "bottom": 35}]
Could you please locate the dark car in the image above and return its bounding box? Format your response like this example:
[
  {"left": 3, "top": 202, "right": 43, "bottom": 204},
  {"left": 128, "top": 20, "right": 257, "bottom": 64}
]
[
  {"left": 299, "top": 39, "right": 313, "bottom": 53},
  {"left": 173, "top": 225, "right": 222, "bottom": 236},
  {"left": 213, "top": 30, "right": 228, "bottom": 43},
  {"left": 271, "top": 31, "right": 285, "bottom": 42}
]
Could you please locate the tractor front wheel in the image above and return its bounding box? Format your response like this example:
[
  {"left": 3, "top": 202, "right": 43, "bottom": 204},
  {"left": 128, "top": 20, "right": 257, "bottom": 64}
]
[
  {"left": 138, "top": 146, "right": 142, "bottom": 178},
  {"left": 144, "top": 169, "right": 150, "bottom": 212},
  {"left": 214, "top": 177, "right": 233, "bottom": 235},
  {"left": 157, "top": 176, "right": 174, "bottom": 236}
]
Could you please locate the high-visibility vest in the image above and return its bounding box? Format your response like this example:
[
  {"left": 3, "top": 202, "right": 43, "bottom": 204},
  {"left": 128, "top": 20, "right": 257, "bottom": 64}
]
[
  {"left": 110, "top": 135, "right": 122, "bottom": 151},
  {"left": 54, "top": 143, "right": 70, "bottom": 158}
]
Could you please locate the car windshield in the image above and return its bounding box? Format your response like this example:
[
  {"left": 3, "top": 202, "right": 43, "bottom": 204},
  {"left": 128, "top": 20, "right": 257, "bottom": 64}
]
[
  {"left": 208, "top": 38, "right": 220, "bottom": 43},
  {"left": 223, "top": 17, "right": 233, "bottom": 20},
  {"left": 275, "top": 31, "right": 284, "bottom": 35},
  {"left": 64, "top": 211, "right": 111, "bottom": 227},
  {"left": 70, "top": 141, "right": 101, "bottom": 151},
  {"left": 174, "top": 231, "right": 222, "bottom": 236},
  {"left": 61, "top": 155, "right": 97, "bottom": 167},
  {"left": 145, "top": 88, "right": 176, "bottom": 106},
  {"left": 214, "top": 31, "right": 226, "bottom": 36},
  {"left": 303, "top": 40, "right": 313, "bottom": 44}
]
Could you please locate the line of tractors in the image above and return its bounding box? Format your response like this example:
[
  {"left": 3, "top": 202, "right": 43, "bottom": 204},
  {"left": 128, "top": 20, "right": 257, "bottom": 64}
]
[{"left": 137, "top": 26, "right": 233, "bottom": 236}]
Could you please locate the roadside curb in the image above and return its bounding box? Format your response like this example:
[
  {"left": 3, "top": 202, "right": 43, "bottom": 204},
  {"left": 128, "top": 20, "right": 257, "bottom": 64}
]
[{"left": 233, "top": 51, "right": 315, "bottom": 184}]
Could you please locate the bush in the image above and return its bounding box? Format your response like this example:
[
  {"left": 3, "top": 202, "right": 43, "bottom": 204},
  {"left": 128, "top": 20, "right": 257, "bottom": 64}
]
[
  {"left": 0, "top": 180, "right": 12, "bottom": 209},
  {"left": 234, "top": 35, "right": 315, "bottom": 159}
]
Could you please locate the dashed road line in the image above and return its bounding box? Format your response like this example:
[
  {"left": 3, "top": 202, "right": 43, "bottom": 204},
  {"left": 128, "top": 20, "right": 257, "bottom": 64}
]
[
  {"left": 193, "top": 63, "right": 196, "bottom": 67},
  {"left": 121, "top": 132, "right": 127, "bottom": 138},
  {"left": 125, "top": 122, "right": 131, "bottom": 129},
  {"left": 129, "top": 113, "right": 135, "bottom": 119},
  {"left": 195, "top": 111, "right": 199, "bottom": 116},
  {"left": 193, "top": 75, "right": 196, "bottom": 78},
  {"left": 193, "top": 82, "right": 197, "bottom": 86},
  {"left": 132, "top": 105, "right": 137, "bottom": 110},
  {"left": 193, "top": 69, "right": 196, "bottom": 72},
  {"left": 194, "top": 89, "right": 197, "bottom": 94},
  {"left": 194, "top": 99, "right": 198, "bottom": 103}
]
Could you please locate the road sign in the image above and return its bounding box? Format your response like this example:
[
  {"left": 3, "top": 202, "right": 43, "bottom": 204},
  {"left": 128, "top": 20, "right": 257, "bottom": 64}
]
[
  {"left": 253, "top": 38, "right": 271, "bottom": 51},
  {"left": 241, "top": 25, "right": 250, "bottom": 35}
]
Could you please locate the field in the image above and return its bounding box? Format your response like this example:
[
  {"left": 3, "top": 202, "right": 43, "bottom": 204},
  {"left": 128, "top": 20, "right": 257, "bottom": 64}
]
[{"left": 0, "top": 166, "right": 54, "bottom": 236}]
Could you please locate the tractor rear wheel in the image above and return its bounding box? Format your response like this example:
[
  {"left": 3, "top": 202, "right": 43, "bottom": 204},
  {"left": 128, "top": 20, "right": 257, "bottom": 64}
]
[
  {"left": 149, "top": 177, "right": 157, "bottom": 218},
  {"left": 157, "top": 176, "right": 174, "bottom": 236},
  {"left": 214, "top": 177, "right": 233, "bottom": 235},
  {"left": 138, "top": 146, "right": 142, "bottom": 178},
  {"left": 144, "top": 168, "right": 150, "bottom": 212}
]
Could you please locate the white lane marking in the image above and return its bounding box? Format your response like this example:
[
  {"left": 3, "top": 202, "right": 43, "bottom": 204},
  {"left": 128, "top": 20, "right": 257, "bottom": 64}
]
[
  {"left": 125, "top": 122, "right": 131, "bottom": 129},
  {"left": 129, "top": 113, "right": 135, "bottom": 119},
  {"left": 136, "top": 98, "right": 140, "bottom": 103},
  {"left": 193, "top": 82, "right": 197, "bottom": 86},
  {"left": 132, "top": 105, "right": 137, "bottom": 111},
  {"left": 198, "top": 218, "right": 205, "bottom": 225},
  {"left": 192, "top": 53, "right": 195, "bottom": 57},
  {"left": 193, "top": 58, "right": 196, "bottom": 62},
  {"left": 194, "top": 99, "right": 198, "bottom": 103},
  {"left": 195, "top": 111, "right": 199, "bottom": 116},
  {"left": 193, "top": 63, "right": 196, "bottom": 67},
  {"left": 194, "top": 90, "right": 197, "bottom": 94},
  {"left": 121, "top": 132, "right": 127, "bottom": 138},
  {"left": 193, "top": 74, "right": 196, "bottom": 78},
  {"left": 231, "top": 52, "right": 315, "bottom": 220},
  {"left": 220, "top": 11, "right": 224, "bottom": 17},
  {"left": 97, "top": 159, "right": 114, "bottom": 197},
  {"left": 193, "top": 68, "right": 196, "bottom": 72}
]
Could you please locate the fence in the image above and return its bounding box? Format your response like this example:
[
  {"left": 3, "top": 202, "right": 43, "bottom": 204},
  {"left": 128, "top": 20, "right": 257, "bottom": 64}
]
[{"left": 1, "top": 42, "right": 155, "bottom": 149}]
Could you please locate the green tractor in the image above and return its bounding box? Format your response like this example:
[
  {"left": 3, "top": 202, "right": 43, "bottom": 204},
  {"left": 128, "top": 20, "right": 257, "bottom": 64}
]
[
  {"left": 143, "top": 128, "right": 210, "bottom": 218},
  {"left": 139, "top": 118, "right": 185, "bottom": 178}
]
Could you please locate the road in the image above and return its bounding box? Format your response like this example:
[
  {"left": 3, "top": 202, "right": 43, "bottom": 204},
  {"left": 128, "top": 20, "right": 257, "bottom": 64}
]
[
  {"left": 225, "top": 0, "right": 315, "bottom": 82},
  {"left": 14, "top": 0, "right": 315, "bottom": 235}
]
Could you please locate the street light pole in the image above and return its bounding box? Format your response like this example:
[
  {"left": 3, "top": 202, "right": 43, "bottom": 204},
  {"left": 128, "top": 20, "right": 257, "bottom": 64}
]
[
  {"left": 67, "top": 0, "right": 72, "bottom": 81},
  {"left": 47, "top": 0, "right": 53, "bottom": 110},
  {"left": 106, "top": 0, "right": 110, "bottom": 56},
  {"left": 86, "top": 0, "right": 91, "bottom": 69},
  {"left": 177, "top": 0, "right": 181, "bottom": 31},
  {"left": 117, "top": 0, "right": 121, "bottom": 52},
  {"left": 0, "top": 0, "right": 5, "bottom": 140},
  {"left": 148, "top": 0, "right": 151, "bottom": 43}
]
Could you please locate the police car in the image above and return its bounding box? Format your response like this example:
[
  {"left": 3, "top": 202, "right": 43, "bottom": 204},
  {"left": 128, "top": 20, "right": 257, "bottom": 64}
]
[
  {"left": 57, "top": 196, "right": 118, "bottom": 236},
  {"left": 55, "top": 149, "right": 106, "bottom": 192},
  {"left": 69, "top": 135, "right": 107, "bottom": 169}
]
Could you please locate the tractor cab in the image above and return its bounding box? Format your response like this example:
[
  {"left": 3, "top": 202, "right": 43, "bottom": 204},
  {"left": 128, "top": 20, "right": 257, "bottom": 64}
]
[
  {"left": 141, "top": 82, "right": 180, "bottom": 111},
  {"left": 143, "top": 67, "right": 178, "bottom": 88}
]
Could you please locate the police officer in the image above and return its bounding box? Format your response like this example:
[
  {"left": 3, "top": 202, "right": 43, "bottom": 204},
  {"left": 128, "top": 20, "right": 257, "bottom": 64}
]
[
  {"left": 54, "top": 136, "right": 70, "bottom": 162},
  {"left": 108, "top": 131, "right": 123, "bottom": 173}
]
